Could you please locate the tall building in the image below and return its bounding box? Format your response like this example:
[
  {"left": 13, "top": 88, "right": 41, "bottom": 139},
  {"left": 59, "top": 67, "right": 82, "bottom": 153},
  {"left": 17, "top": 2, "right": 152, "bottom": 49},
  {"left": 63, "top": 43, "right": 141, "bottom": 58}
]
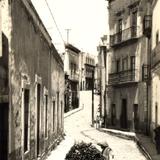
[
  {"left": 79, "top": 52, "right": 95, "bottom": 91},
  {"left": 106, "top": 0, "right": 151, "bottom": 132},
  {"left": 0, "top": 0, "right": 64, "bottom": 159},
  {"left": 64, "top": 43, "right": 80, "bottom": 112}
]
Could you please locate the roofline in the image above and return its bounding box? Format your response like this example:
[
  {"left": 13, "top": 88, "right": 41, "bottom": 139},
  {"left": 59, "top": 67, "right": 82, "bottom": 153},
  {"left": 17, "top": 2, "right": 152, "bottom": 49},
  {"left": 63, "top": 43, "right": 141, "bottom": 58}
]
[
  {"left": 21, "top": 0, "right": 52, "bottom": 46},
  {"left": 51, "top": 44, "right": 64, "bottom": 69},
  {"left": 65, "top": 43, "right": 81, "bottom": 53}
]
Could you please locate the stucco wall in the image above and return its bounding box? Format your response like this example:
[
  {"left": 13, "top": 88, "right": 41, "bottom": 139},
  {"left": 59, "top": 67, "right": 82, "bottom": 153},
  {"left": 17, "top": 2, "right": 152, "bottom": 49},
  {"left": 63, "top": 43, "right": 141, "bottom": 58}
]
[
  {"left": 107, "top": 0, "right": 149, "bottom": 131},
  {"left": 0, "top": 0, "right": 65, "bottom": 159}
]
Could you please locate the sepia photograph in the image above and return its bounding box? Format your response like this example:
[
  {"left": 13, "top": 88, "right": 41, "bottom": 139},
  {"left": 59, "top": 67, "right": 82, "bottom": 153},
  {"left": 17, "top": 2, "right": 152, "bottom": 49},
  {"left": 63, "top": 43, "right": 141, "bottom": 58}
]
[{"left": 0, "top": 0, "right": 160, "bottom": 160}]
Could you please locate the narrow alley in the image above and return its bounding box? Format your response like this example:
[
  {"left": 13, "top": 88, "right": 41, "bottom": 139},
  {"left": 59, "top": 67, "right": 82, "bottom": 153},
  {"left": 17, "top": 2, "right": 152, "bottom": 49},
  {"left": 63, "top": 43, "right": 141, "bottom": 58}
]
[{"left": 47, "top": 91, "right": 148, "bottom": 160}]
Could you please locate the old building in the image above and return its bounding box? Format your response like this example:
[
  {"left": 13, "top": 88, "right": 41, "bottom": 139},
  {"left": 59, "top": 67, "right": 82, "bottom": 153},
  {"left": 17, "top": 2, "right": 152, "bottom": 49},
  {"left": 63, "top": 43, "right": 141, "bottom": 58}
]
[
  {"left": 79, "top": 52, "right": 95, "bottom": 91},
  {"left": 0, "top": 0, "right": 64, "bottom": 160},
  {"left": 151, "top": 0, "right": 160, "bottom": 137},
  {"left": 106, "top": 0, "right": 151, "bottom": 132},
  {"left": 64, "top": 43, "right": 80, "bottom": 112}
]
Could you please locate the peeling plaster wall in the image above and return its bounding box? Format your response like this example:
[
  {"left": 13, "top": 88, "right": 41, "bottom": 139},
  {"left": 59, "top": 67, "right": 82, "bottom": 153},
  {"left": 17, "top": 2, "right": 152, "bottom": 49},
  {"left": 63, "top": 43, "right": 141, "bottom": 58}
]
[{"left": 0, "top": 0, "right": 64, "bottom": 159}]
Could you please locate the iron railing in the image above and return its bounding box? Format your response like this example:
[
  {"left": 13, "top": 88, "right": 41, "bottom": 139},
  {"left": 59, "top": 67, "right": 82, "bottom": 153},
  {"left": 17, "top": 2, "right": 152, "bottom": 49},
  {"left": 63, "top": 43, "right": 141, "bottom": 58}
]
[
  {"left": 70, "top": 73, "right": 79, "bottom": 81},
  {"left": 109, "top": 69, "right": 136, "bottom": 85},
  {"left": 110, "top": 26, "right": 138, "bottom": 46}
]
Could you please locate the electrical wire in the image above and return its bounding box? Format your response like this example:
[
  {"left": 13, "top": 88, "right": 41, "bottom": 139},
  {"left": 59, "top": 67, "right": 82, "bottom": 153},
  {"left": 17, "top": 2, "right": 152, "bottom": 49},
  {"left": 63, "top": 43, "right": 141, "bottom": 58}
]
[{"left": 44, "top": 0, "right": 65, "bottom": 44}]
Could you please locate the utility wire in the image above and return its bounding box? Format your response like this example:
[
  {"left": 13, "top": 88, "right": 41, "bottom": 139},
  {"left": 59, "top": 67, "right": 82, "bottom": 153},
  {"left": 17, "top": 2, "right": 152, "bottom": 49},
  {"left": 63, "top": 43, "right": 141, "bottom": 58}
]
[{"left": 44, "top": 0, "right": 65, "bottom": 44}]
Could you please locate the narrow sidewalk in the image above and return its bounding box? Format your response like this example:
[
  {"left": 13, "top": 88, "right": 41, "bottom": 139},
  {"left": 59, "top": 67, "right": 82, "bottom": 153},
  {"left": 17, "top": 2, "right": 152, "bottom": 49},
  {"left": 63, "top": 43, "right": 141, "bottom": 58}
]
[
  {"left": 46, "top": 107, "right": 83, "bottom": 160},
  {"left": 99, "top": 128, "right": 160, "bottom": 160},
  {"left": 46, "top": 136, "right": 74, "bottom": 160}
]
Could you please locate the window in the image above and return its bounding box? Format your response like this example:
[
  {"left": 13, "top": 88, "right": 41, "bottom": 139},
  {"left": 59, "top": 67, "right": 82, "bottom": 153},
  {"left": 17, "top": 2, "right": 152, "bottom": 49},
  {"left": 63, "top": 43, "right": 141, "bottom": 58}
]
[
  {"left": 122, "top": 57, "right": 128, "bottom": 71},
  {"left": 116, "top": 59, "right": 120, "bottom": 73},
  {"left": 132, "top": 11, "right": 137, "bottom": 26},
  {"left": 23, "top": 89, "right": 30, "bottom": 153},
  {"left": 130, "top": 56, "right": 135, "bottom": 70},
  {"left": 53, "top": 101, "right": 55, "bottom": 131},
  {"left": 118, "top": 19, "right": 122, "bottom": 42},
  {"left": 131, "top": 11, "right": 137, "bottom": 37},
  {"left": 156, "top": 31, "right": 159, "bottom": 45},
  {"left": 44, "top": 95, "right": 48, "bottom": 138}
]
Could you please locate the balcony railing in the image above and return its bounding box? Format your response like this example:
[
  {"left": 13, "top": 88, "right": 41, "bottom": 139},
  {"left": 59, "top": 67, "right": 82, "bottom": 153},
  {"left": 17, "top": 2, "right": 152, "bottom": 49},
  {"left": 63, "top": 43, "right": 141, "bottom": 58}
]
[
  {"left": 152, "top": 42, "right": 160, "bottom": 68},
  {"left": 109, "top": 69, "right": 136, "bottom": 85},
  {"left": 70, "top": 73, "right": 79, "bottom": 81},
  {"left": 110, "top": 26, "right": 138, "bottom": 47}
]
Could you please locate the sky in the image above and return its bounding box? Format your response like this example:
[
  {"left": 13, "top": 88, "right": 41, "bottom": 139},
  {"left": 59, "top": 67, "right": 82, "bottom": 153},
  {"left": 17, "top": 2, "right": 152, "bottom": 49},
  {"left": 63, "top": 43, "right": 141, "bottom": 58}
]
[{"left": 31, "top": 0, "right": 108, "bottom": 55}]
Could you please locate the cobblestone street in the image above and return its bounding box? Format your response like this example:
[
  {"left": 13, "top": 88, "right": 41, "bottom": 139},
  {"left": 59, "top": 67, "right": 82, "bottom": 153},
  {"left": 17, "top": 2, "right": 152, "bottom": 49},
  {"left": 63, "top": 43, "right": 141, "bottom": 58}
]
[{"left": 64, "top": 92, "right": 148, "bottom": 160}]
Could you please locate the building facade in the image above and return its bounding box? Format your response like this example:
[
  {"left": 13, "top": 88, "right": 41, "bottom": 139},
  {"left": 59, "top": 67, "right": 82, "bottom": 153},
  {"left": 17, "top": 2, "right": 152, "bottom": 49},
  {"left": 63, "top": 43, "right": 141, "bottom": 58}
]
[
  {"left": 106, "top": 0, "right": 151, "bottom": 132},
  {"left": 79, "top": 52, "right": 95, "bottom": 91},
  {"left": 64, "top": 43, "right": 80, "bottom": 112},
  {"left": 151, "top": 0, "right": 160, "bottom": 138},
  {"left": 0, "top": 0, "right": 64, "bottom": 160}
]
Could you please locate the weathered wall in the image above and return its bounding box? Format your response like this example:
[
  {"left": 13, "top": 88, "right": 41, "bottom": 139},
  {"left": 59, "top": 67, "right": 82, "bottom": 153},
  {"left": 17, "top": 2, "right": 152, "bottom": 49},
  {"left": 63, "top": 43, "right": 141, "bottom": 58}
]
[
  {"left": 1, "top": 0, "right": 65, "bottom": 159},
  {"left": 107, "top": 0, "right": 149, "bottom": 132}
]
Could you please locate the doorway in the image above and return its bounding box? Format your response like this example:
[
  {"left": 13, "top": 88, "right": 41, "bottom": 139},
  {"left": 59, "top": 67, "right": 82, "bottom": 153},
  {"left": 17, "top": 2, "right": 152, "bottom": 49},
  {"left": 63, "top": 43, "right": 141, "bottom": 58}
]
[
  {"left": 111, "top": 104, "right": 116, "bottom": 126},
  {"left": 155, "top": 103, "right": 158, "bottom": 128},
  {"left": 133, "top": 104, "right": 139, "bottom": 130},
  {"left": 0, "top": 103, "right": 9, "bottom": 160},
  {"left": 36, "top": 84, "right": 41, "bottom": 157},
  {"left": 120, "top": 99, "right": 128, "bottom": 129}
]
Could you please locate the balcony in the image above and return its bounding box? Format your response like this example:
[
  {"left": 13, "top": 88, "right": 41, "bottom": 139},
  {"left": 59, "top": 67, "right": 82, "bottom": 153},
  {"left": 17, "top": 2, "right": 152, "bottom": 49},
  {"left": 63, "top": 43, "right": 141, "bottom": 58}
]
[
  {"left": 69, "top": 73, "right": 79, "bottom": 81},
  {"left": 109, "top": 69, "right": 137, "bottom": 85},
  {"left": 152, "top": 43, "right": 160, "bottom": 68},
  {"left": 110, "top": 26, "right": 139, "bottom": 47}
]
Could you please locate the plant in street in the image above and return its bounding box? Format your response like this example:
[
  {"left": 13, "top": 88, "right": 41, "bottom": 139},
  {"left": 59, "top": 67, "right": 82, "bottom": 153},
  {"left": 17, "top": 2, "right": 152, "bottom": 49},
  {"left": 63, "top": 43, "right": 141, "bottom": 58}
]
[{"left": 65, "top": 142, "right": 105, "bottom": 160}]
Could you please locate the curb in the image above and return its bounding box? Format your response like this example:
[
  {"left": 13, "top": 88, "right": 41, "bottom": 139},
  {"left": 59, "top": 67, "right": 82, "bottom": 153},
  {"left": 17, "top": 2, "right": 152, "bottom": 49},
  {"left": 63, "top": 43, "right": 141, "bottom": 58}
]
[
  {"left": 98, "top": 128, "right": 152, "bottom": 160},
  {"left": 64, "top": 106, "right": 84, "bottom": 118}
]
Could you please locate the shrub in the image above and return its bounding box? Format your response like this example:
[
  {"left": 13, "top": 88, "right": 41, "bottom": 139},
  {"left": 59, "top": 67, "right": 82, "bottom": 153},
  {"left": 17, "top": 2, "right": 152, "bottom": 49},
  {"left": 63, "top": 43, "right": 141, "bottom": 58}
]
[{"left": 65, "top": 142, "right": 105, "bottom": 160}]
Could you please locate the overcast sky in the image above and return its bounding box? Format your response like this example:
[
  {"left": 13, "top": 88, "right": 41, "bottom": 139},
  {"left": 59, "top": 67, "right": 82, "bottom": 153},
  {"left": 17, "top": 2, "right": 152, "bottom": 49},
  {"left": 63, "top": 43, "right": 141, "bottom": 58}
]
[{"left": 31, "top": 0, "right": 108, "bottom": 55}]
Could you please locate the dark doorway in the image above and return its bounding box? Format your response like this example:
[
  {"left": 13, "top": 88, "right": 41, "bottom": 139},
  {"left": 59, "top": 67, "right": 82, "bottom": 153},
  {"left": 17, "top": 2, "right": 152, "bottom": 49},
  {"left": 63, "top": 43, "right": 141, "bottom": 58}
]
[
  {"left": 0, "top": 103, "right": 9, "bottom": 160},
  {"left": 155, "top": 103, "right": 158, "bottom": 128},
  {"left": 120, "top": 99, "right": 128, "bottom": 129},
  {"left": 57, "top": 92, "right": 59, "bottom": 132},
  {"left": 133, "top": 104, "right": 139, "bottom": 130},
  {"left": 111, "top": 104, "right": 116, "bottom": 126},
  {"left": 36, "top": 84, "right": 41, "bottom": 157}
]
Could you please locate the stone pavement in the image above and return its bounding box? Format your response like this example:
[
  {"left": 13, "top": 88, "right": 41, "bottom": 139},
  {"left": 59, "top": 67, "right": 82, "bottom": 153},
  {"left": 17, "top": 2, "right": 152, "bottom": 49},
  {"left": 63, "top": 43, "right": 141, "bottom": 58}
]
[{"left": 99, "top": 128, "right": 160, "bottom": 160}]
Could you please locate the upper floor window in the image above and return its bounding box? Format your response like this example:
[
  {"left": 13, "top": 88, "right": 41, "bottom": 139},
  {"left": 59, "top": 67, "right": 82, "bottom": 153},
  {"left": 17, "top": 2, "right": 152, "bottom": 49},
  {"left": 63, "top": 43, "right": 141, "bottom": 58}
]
[
  {"left": 122, "top": 57, "right": 128, "bottom": 71},
  {"left": 118, "top": 19, "right": 122, "bottom": 33},
  {"left": 117, "top": 19, "right": 122, "bottom": 42},
  {"left": 156, "top": 31, "right": 159, "bottom": 45},
  {"left": 130, "top": 56, "right": 135, "bottom": 70},
  {"left": 116, "top": 59, "right": 120, "bottom": 73},
  {"left": 132, "top": 11, "right": 137, "bottom": 26}
]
